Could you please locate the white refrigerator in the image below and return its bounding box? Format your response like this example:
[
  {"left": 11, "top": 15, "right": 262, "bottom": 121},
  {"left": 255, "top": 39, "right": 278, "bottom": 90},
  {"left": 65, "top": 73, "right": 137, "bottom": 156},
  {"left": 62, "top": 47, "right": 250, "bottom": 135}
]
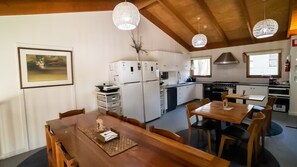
[
  {"left": 142, "top": 61, "right": 161, "bottom": 122},
  {"left": 289, "top": 36, "right": 297, "bottom": 116},
  {"left": 109, "top": 61, "right": 161, "bottom": 122}
]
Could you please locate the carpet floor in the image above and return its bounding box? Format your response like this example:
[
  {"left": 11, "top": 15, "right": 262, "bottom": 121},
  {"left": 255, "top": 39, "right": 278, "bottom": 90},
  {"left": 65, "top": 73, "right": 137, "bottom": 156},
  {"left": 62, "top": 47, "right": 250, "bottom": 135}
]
[
  {"left": 266, "top": 121, "right": 283, "bottom": 136},
  {"left": 176, "top": 129, "right": 280, "bottom": 167},
  {"left": 17, "top": 149, "right": 47, "bottom": 167}
]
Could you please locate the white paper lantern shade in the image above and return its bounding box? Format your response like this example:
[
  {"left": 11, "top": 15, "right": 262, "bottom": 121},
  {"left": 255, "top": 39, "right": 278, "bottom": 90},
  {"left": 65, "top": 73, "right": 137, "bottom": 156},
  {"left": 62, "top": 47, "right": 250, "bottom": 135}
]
[
  {"left": 192, "top": 34, "right": 207, "bottom": 48},
  {"left": 112, "top": 2, "right": 140, "bottom": 31},
  {"left": 253, "top": 19, "right": 278, "bottom": 39}
]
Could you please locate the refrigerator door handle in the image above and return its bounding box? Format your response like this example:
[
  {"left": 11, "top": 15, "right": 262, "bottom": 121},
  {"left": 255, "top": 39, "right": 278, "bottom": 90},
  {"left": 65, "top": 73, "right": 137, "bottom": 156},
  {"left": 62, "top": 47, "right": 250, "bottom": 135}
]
[
  {"left": 144, "top": 80, "right": 158, "bottom": 82},
  {"left": 123, "top": 81, "right": 141, "bottom": 85}
]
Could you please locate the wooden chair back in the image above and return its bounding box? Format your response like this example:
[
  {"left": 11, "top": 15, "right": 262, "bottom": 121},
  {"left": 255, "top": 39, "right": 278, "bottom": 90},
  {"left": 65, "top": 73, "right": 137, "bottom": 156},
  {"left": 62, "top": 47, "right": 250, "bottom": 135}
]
[
  {"left": 266, "top": 96, "right": 277, "bottom": 108},
  {"left": 123, "top": 117, "right": 146, "bottom": 129},
  {"left": 185, "top": 102, "right": 199, "bottom": 128},
  {"left": 221, "top": 92, "right": 228, "bottom": 100},
  {"left": 59, "top": 108, "right": 85, "bottom": 119},
  {"left": 149, "top": 126, "right": 184, "bottom": 143},
  {"left": 55, "top": 141, "right": 77, "bottom": 167},
  {"left": 106, "top": 111, "right": 122, "bottom": 119},
  {"left": 260, "top": 105, "right": 273, "bottom": 135},
  {"left": 45, "top": 125, "right": 58, "bottom": 167},
  {"left": 200, "top": 98, "right": 210, "bottom": 105},
  {"left": 247, "top": 112, "right": 266, "bottom": 142}
]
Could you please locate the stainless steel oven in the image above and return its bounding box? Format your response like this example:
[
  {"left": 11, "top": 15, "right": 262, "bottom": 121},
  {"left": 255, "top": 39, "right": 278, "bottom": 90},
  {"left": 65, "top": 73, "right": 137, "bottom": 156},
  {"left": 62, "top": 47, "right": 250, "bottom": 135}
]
[{"left": 268, "top": 85, "right": 290, "bottom": 112}]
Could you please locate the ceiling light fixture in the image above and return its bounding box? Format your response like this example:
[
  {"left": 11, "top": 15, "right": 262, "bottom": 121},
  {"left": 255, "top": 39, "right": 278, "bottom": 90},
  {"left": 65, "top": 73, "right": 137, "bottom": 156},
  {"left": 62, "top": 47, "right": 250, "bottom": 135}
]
[
  {"left": 192, "top": 17, "right": 207, "bottom": 48},
  {"left": 252, "top": 0, "right": 278, "bottom": 39},
  {"left": 112, "top": 0, "right": 140, "bottom": 31}
]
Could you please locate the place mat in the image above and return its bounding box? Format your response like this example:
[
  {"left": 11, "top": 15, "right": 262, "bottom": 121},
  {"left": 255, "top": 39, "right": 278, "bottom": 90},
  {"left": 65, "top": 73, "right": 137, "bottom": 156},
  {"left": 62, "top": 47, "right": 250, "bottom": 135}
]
[{"left": 78, "top": 127, "right": 137, "bottom": 157}]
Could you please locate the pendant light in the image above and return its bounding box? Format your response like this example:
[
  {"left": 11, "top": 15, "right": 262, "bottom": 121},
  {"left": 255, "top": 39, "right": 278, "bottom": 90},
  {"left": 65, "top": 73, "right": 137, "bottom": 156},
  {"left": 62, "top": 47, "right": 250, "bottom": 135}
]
[
  {"left": 112, "top": 0, "right": 140, "bottom": 31},
  {"left": 252, "top": 0, "right": 278, "bottom": 39},
  {"left": 192, "top": 17, "right": 207, "bottom": 48}
]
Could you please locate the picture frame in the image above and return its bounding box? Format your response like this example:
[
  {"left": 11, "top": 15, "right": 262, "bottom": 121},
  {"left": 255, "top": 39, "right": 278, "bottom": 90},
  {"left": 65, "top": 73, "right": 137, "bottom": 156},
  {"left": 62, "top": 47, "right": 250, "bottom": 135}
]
[{"left": 18, "top": 47, "right": 73, "bottom": 89}]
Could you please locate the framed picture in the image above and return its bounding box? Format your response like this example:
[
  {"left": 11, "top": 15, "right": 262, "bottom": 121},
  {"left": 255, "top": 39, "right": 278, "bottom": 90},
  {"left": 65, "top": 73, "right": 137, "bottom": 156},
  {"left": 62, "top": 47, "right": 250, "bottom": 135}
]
[{"left": 18, "top": 47, "right": 73, "bottom": 89}]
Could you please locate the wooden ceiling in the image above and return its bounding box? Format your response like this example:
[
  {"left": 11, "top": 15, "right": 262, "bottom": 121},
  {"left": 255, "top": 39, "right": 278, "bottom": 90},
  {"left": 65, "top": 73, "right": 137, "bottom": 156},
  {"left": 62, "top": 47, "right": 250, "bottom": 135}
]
[{"left": 0, "top": 0, "right": 296, "bottom": 52}]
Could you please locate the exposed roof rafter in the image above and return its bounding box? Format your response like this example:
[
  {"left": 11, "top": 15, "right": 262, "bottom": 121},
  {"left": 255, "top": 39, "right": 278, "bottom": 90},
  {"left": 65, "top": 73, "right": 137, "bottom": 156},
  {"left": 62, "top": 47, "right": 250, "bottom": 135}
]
[
  {"left": 195, "top": 0, "right": 230, "bottom": 46},
  {"left": 287, "top": 0, "right": 297, "bottom": 38},
  {"left": 239, "top": 0, "right": 255, "bottom": 43},
  {"left": 140, "top": 9, "right": 192, "bottom": 51},
  {"left": 134, "top": 0, "right": 157, "bottom": 10},
  {"left": 157, "top": 0, "right": 197, "bottom": 34}
]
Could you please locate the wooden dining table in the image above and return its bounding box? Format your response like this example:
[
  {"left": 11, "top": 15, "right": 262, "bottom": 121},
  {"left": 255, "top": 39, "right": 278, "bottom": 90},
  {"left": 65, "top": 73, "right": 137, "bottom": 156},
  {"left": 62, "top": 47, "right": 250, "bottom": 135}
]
[
  {"left": 46, "top": 110, "right": 230, "bottom": 167},
  {"left": 226, "top": 94, "right": 266, "bottom": 104},
  {"left": 191, "top": 101, "right": 254, "bottom": 152}
]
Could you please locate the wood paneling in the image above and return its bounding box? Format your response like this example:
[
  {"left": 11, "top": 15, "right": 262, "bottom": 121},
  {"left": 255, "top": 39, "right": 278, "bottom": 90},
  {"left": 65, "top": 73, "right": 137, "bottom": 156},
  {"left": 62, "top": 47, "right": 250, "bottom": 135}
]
[{"left": 0, "top": 0, "right": 294, "bottom": 51}]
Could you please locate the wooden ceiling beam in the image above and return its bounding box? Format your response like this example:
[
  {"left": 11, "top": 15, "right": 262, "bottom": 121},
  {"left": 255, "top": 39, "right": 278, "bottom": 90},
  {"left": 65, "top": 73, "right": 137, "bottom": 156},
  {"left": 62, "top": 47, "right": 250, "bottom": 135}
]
[
  {"left": 239, "top": 0, "right": 255, "bottom": 43},
  {"left": 287, "top": 0, "right": 297, "bottom": 38},
  {"left": 0, "top": 0, "right": 121, "bottom": 16},
  {"left": 157, "top": 0, "right": 197, "bottom": 34},
  {"left": 140, "top": 9, "right": 192, "bottom": 51},
  {"left": 134, "top": 0, "right": 157, "bottom": 10},
  {"left": 195, "top": 0, "right": 230, "bottom": 45}
]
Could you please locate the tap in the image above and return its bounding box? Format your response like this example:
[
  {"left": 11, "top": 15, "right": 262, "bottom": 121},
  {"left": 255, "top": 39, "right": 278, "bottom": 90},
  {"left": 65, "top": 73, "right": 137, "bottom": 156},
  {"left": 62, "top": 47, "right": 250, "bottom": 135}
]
[{"left": 177, "top": 71, "right": 181, "bottom": 84}]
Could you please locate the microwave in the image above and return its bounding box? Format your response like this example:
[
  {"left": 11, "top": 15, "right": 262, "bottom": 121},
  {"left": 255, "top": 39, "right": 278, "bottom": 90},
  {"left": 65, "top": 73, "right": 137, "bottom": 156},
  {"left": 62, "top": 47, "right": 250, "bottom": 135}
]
[{"left": 160, "top": 72, "right": 168, "bottom": 79}]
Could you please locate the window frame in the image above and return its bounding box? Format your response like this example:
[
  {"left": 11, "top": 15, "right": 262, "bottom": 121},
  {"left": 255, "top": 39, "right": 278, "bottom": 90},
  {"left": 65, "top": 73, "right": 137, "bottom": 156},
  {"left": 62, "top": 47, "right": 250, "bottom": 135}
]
[
  {"left": 191, "top": 57, "right": 212, "bottom": 77},
  {"left": 246, "top": 50, "right": 282, "bottom": 78}
]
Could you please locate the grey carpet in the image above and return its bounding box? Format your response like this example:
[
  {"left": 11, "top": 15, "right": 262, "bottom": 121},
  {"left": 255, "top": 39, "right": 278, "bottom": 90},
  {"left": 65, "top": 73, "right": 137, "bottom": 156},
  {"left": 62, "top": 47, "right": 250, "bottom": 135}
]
[
  {"left": 266, "top": 121, "right": 283, "bottom": 136},
  {"left": 176, "top": 129, "right": 280, "bottom": 167},
  {"left": 17, "top": 148, "right": 47, "bottom": 167}
]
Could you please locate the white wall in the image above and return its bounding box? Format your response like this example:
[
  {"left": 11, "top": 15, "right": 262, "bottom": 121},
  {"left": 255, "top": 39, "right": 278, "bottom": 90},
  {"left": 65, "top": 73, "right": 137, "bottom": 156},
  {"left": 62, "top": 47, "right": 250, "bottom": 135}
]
[
  {"left": 191, "top": 40, "right": 290, "bottom": 83},
  {"left": 0, "top": 11, "right": 185, "bottom": 159}
]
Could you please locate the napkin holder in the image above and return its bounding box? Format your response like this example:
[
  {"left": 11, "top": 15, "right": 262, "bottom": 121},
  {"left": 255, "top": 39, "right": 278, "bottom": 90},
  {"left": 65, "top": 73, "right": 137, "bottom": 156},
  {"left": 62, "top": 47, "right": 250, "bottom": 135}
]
[{"left": 97, "top": 128, "right": 120, "bottom": 143}]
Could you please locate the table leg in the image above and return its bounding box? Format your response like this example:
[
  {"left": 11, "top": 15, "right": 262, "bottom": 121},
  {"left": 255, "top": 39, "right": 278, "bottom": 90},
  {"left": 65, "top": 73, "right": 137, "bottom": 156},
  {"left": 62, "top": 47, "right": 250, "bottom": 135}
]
[
  {"left": 243, "top": 99, "right": 246, "bottom": 104},
  {"left": 215, "top": 120, "right": 222, "bottom": 154}
]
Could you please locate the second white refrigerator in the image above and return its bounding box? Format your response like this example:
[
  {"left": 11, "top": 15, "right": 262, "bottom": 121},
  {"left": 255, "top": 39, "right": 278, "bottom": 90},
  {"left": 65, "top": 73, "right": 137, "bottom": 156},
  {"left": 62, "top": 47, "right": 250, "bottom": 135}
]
[{"left": 109, "top": 61, "right": 161, "bottom": 123}]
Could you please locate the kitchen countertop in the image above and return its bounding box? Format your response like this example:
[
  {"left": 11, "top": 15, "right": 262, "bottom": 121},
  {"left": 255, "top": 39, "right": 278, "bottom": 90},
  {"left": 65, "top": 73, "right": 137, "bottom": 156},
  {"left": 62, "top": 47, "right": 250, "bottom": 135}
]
[{"left": 161, "top": 81, "right": 290, "bottom": 88}]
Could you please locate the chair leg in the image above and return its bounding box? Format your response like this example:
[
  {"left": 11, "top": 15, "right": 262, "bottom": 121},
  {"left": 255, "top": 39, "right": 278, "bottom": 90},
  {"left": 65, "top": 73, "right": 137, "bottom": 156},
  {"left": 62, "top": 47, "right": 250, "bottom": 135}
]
[
  {"left": 247, "top": 141, "right": 254, "bottom": 167},
  {"left": 188, "top": 129, "right": 191, "bottom": 144},
  {"left": 218, "top": 135, "right": 226, "bottom": 157},
  {"left": 207, "top": 130, "right": 212, "bottom": 153}
]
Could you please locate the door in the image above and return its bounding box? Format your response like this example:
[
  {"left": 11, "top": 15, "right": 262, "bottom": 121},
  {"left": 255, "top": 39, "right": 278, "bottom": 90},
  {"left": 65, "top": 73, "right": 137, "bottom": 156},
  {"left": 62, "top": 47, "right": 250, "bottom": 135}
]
[
  {"left": 118, "top": 61, "right": 141, "bottom": 83},
  {"left": 142, "top": 61, "right": 158, "bottom": 81},
  {"left": 120, "top": 83, "right": 144, "bottom": 122},
  {"left": 143, "top": 80, "right": 161, "bottom": 122}
]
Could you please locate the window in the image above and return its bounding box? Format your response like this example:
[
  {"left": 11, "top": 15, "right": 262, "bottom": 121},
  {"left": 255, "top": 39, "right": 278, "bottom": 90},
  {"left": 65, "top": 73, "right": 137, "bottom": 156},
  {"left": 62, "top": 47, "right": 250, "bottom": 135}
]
[
  {"left": 191, "top": 57, "right": 212, "bottom": 77},
  {"left": 246, "top": 50, "right": 281, "bottom": 78}
]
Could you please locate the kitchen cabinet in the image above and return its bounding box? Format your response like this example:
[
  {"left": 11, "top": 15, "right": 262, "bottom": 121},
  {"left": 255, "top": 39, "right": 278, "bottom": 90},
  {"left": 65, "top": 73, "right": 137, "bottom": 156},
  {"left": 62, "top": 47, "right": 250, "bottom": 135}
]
[
  {"left": 236, "top": 85, "right": 268, "bottom": 106},
  {"left": 177, "top": 84, "right": 195, "bottom": 105},
  {"left": 195, "top": 84, "right": 203, "bottom": 99},
  {"left": 150, "top": 51, "right": 190, "bottom": 71}
]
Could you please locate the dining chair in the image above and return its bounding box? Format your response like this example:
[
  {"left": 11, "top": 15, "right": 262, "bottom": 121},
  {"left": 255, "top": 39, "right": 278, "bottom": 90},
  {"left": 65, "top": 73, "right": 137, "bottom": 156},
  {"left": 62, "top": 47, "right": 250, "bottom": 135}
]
[
  {"left": 221, "top": 92, "right": 228, "bottom": 100},
  {"left": 123, "top": 116, "right": 146, "bottom": 129},
  {"left": 149, "top": 126, "right": 184, "bottom": 143},
  {"left": 45, "top": 125, "right": 58, "bottom": 167},
  {"left": 106, "top": 110, "right": 123, "bottom": 119},
  {"left": 59, "top": 108, "right": 85, "bottom": 119},
  {"left": 185, "top": 99, "right": 216, "bottom": 152},
  {"left": 249, "top": 96, "right": 277, "bottom": 124},
  {"left": 218, "top": 112, "right": 265, "bottom": 167},
  {"left": 55, "top": 141, "right": 77, "bottom": 167}
]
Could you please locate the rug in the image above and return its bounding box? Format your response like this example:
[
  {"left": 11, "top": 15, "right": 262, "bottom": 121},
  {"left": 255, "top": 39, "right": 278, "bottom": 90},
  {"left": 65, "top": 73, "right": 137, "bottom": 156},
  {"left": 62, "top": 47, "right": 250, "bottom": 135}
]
[
  {"left": 17, "top": 148, "right": 48, "bottom": 167},
  {"left": 266, "top": 121, "right": 283, "bottom": 136},
  {"left": 176, "top": 129, "right": 280, "bottom": 167}
]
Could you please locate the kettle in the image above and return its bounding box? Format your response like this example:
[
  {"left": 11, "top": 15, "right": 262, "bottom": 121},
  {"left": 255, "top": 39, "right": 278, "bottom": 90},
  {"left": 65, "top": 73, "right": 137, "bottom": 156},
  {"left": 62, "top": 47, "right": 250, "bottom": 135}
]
[{"left": 186, "top": 77, "right": 196, "bottom": 82}]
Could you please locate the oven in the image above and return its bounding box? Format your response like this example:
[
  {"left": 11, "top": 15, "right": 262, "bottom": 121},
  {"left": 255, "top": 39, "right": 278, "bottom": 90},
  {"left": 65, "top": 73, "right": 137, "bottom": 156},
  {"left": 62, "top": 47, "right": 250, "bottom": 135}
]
[
  {"left": 207, "top": 81, "right": 238, "bottom": 102},
  {"left": 268, "top": 85, "right": 290, "bottom": 112}
]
